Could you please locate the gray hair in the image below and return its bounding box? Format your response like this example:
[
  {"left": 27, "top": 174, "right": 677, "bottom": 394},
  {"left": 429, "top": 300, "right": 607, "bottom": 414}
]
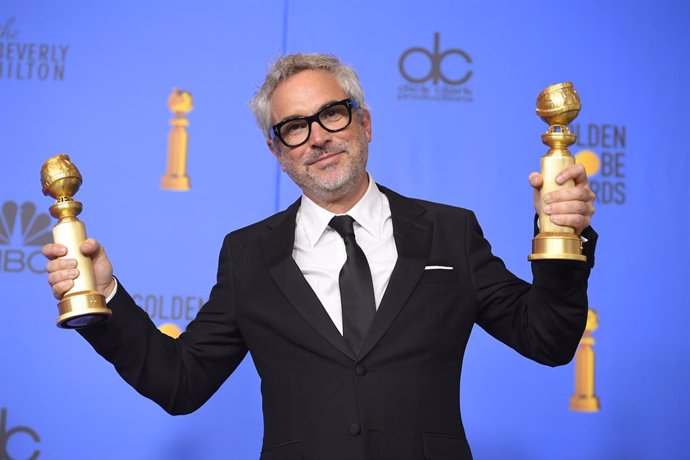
[{"left": 249, "top": 53, "right": 368, "bottom": 139}]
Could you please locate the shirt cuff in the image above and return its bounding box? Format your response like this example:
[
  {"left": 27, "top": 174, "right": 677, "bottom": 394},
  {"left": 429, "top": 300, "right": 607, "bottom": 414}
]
[{"left": 105, "top": 277, "right": 118, "bottom": 303}]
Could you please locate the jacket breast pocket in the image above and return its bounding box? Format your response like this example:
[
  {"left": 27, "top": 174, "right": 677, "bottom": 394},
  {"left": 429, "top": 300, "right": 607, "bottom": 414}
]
[
  {"left": 259, "top": 440, "right": 302, "bottom": 460},
  {"left": 419, "top": 268, "right": 458, "bottom": 283},
  {"left": 423, "top": 433, "right": 472, "bottom": 459}
]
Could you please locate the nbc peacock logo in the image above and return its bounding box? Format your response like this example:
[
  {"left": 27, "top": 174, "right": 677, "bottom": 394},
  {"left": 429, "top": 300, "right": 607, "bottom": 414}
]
[{"left": 0, "top": 201, "right": 51, "bottom": 273}]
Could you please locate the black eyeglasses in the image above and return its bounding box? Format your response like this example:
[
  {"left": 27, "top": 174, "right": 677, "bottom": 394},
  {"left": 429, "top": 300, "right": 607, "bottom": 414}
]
[{"left": 271, "top": 98, "right": 359, "bottom": 148}]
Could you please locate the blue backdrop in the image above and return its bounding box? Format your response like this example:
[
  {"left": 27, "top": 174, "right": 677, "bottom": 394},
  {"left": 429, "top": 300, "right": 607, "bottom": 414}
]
[{"left": 2, "top": 1, "right": 689, "bottom": 459}]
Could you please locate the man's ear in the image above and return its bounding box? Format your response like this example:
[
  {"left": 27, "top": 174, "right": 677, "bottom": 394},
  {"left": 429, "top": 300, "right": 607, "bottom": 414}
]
[
  {"left": 361, "top": 109, "right": 372, "bottom": 142},
  {"left": 267, "top": 138, "right": 280, "bottom": 158},
  {"left": 268, "top": 139, "right": 287, "bottom": 171}
]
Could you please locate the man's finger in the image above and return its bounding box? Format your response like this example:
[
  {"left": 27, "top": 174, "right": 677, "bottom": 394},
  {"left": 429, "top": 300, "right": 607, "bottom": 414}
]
[
  {"left": 544, "top": 185, "right": 595, "bottom": 204},
  {"left": 41, "top": 243, "right": 67, "bottom": 260},
  {"left": 556, "top": 163, "right": 588, "bottom": 185},
  {"left": 80, "top": 239, "right": 102, "bottom": 257},
  {"left": 549, "top": 213, "right": 590, "bottom": 231},
  {"left": 47, "top": 268, "right": 80, "bottom": 287},
  {"left": 51, "top": 279, "right": 75, "bottom": 300},
  {"left": 529, "top": 172, "right": 543, "bottom": 188},
  {"left": 45, "top": 257, "right": 77, "bottom": 274},
  {"left": 543, "top": 200, "right": 593, "bottom": 216}
]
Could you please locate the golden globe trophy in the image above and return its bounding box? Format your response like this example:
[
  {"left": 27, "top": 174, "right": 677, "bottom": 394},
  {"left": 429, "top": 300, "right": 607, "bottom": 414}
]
[
  {"left": 161, "top": 88, "right": 193, "bottom": 191},
  {"left": 41, "top": 154, "right": 112, "bottom": 328},
  {"left": 528, "top": 82, "right": 587, "bottom": 262},
  {"left": 570, "top": 308, "right": 600, "bottom": 412}
]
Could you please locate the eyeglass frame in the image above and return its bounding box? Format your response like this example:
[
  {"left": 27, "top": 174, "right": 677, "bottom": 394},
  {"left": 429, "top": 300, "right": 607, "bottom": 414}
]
[{"left": 270, "top": 98, "right": 360, "bottom": 148}]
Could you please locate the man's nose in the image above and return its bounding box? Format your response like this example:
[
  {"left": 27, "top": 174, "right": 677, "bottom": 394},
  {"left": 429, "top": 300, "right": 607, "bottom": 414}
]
[{"left": 309, "top": 120, "right": 331, "bottom": 147}]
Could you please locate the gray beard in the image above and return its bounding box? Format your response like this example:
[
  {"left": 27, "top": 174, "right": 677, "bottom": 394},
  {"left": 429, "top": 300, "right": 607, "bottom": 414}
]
[{"left": 279, "top": 131, "right": 369, "bottom": 202}]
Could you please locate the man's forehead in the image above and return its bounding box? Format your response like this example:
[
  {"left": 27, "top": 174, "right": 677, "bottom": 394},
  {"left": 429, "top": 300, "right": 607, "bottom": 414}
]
[{"left": 270, "top": 69, "right": 347, "bottom": 120}]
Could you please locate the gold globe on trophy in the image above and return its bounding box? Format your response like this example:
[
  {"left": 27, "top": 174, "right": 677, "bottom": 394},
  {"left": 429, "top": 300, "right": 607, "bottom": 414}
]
[
  {"left": 41, "top": 154, "right": 112, "bottom": 328},
  {"left": 528, "top": 82, "right": 587, "bottom": 262}
]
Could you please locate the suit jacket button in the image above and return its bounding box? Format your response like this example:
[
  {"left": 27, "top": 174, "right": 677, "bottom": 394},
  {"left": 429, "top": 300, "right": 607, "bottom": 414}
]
[
  {"left": 355, "top": 365, "right": 367, "bottom": 376},
  {"left": 349, "top": 423, "right": 361, "bottom": 436}
]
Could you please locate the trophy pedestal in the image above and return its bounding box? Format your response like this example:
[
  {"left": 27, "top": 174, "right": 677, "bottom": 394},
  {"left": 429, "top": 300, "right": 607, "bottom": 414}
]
[
  {"left": 529, "top": 232, "right": 586, "bottom": 261},
  {"left": 56, "top": 292, "right": 110, "bottom": 328},
  {"left": 569, "top": 395, "right": 600, "bottom": 412},
  {"left": 161, "top": 174, "right": 190, "bottom": 190}
]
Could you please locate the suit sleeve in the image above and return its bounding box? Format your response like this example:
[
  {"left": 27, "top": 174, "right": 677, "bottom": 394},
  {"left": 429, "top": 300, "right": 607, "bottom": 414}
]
[
  {"left": 467, "top": 211, "right": 597, "bottom": 366},
  {"left": 78, "top": 234, "right": 248, "bottom": 414}
]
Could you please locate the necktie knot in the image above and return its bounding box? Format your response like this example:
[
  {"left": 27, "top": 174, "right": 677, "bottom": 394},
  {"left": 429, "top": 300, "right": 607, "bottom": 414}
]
[{"left": 329, "top": 215, "right": 356, "bottom": 239}]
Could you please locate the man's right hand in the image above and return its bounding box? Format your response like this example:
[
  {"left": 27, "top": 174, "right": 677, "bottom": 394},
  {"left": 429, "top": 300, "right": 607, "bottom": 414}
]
[{"left": 42, "top": 239, "right": 116, "bottom": 300}]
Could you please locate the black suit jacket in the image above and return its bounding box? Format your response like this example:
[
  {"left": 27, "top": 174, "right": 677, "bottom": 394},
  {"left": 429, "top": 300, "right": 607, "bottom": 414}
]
[{"left": 81, "top": 185, "right": 596, "bottom": 460}]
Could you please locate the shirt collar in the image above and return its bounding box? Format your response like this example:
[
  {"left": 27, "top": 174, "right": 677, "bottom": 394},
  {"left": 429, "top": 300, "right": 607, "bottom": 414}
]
[{"left": 297, "top": 173, "right": 388, "bottom": 248}]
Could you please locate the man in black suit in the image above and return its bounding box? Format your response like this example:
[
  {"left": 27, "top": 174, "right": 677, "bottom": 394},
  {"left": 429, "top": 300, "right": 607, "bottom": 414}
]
[{"left": 43, "top": 53, "right": 596, "bottom": 459}]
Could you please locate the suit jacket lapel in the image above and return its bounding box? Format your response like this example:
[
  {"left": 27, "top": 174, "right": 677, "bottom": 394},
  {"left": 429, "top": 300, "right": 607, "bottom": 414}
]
[
  {"left": 359, "top": 186, "right": 432, "bottom": 359},
  {"left": 260, "top": 198, "right": 356, "bottom": 361},
  {"left": 259, "top": 186, "right": 432, "bottom": 362}
]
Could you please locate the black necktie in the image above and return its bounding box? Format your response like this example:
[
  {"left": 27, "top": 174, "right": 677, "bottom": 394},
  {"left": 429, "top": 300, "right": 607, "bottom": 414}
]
[{"left": 329, "top": 215, "right": 376, "bottom": 356}]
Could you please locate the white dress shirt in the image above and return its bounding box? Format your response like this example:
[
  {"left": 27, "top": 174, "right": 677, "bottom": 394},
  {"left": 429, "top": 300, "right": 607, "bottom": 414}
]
[{"left": 292, "top": 175, "right": 398, "bottom": 334}]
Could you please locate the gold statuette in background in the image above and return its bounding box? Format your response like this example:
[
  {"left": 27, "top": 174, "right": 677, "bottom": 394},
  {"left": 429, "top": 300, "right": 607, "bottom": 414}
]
[
  {"left": 529, "top": 82, "right": 586, "bottom": 262},
  {"left": 161, "top": 88, "right": 193, "bottom": 191},
  {"left": 570, "top": 308, "right": 600, "bottom": 412},
  {"left": 41, "top": 154, "right": 112, "bottom": 328}
]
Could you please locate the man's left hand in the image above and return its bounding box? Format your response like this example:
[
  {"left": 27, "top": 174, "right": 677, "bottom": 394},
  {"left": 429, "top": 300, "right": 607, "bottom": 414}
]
[{"left": 529, "top": 163, "right": 596, "bottom": 235}]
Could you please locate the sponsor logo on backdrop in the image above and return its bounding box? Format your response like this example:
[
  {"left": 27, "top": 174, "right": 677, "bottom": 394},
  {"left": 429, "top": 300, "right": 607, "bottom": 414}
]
[
  {"left": 0, "top": 201, "right": 50, "bottom": 274},
  {"left": 133, "top": 293, "right": 205, "bottom": 338},
  {"left": 0, "top": 17, "right": 69, "bottom": 81},
  {"left": 398, "top": 32, "right": 473, "bottom": 102},
  {"left": 0, "top": 408, "right": 40, "bottom": 460},
  {"left": 572, "top": 123, "right": 626, "bottom": 205}
]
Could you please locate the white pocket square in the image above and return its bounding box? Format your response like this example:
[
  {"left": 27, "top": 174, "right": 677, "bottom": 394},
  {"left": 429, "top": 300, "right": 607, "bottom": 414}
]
[{"left": 424, "top": 265, "right": 454, "bottom": 270}]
